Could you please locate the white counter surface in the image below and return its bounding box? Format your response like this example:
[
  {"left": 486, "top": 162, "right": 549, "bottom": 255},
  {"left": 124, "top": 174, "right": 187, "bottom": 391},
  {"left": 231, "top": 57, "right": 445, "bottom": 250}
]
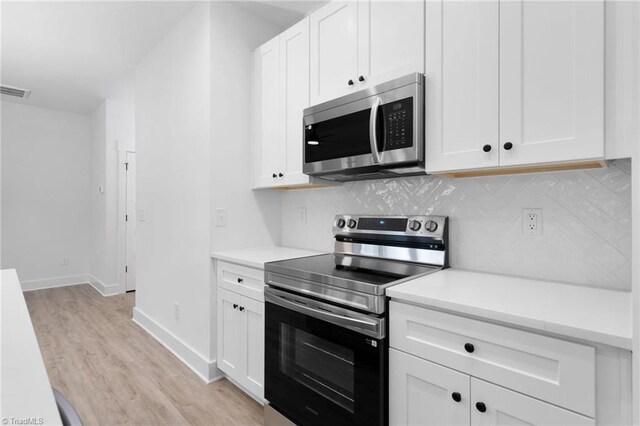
[
  {"left": 1, "top": 269, "right": 62, "bottom": 425},
  {"left": 386, "top": 269, "right": 632, "bottom": 350},
  {"left": 211, "top": 246, "right": 324, "bottom": 269}
]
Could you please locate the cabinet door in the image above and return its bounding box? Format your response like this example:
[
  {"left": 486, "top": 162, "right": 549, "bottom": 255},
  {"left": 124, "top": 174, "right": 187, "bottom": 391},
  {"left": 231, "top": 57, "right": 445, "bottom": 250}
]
[
  {"left": 240, "top": 296, "right": 265, "bottom": 400},
  {"left": 424, "top": 1, "right": 500, "bottom": 173},
  {"left": 279, "top": 18, "right": 310, "bottom": 187},
  {"left": 390, "top": 349, "right": 470, "bottom": 426},
  {"left": 499, "top": 0, "right": 604, "bottom": 166},
  {"left": 310, "top": 1, "right": 359, "bottom": 105},
  {"left": 471, "top": 378, "right": 594, "bottom": 426},
  {"left": 217, "top": 288, "right": 243, "bottom": 378},
  {"left": 358, "top": 0, "right": 425, "bottom": 89},
  {"left": 253, "top": 37, "right": 284, "bottom": 188}
]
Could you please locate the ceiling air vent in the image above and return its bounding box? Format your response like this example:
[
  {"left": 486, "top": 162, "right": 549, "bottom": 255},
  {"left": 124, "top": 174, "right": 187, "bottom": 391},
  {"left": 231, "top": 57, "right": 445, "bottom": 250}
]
[{"left": 1, "top": 85, "right": 31, "bottom": 99}]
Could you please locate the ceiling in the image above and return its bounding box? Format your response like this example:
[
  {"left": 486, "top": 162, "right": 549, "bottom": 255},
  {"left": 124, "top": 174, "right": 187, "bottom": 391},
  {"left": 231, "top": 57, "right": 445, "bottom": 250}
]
[
  {"left": 1, "top": 1, "right": 197, "bottom": 115},
  {"left": 237, "top": 1, "right": 328, "bottom": 28},
  {"left": 0, "top": 1, "right": 327, "bottom": 116}
]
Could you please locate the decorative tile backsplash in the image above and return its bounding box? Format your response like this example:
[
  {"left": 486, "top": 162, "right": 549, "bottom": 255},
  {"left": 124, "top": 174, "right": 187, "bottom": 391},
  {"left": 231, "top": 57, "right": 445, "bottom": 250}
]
[{"left": 281, "top": 159, "right": 632, "bottom": 290}]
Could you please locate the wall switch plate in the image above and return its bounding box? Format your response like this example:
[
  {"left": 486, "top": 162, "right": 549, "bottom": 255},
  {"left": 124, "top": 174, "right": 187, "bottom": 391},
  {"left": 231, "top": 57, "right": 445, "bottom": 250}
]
[
  {"left": 174, "top": 303, "right": 180, "bottom": 321},
  {"left": 216, "top": 208, "right": 227, "bottom": 227},
  {"left": 62, "top": 257, "right": 69, "bottom": 266},
  {"left": 138, "top": 208, "right": 146, "bottom": 222},
  {"left": 522, "top": 208, "right": 542, "bottom": 236}
]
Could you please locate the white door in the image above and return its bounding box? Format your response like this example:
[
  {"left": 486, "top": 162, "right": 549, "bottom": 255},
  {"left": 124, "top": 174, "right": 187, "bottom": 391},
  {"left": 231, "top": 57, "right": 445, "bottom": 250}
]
[
  {"left": 390, "top": 349, "right": 470, "bottom": 426},
  {"left": 499, "top": 0, "right": 604, "bottom": 167},
  {"left": 240, "top": 296, "right": 264, "bottom": 400},
  {"left": 357, "top": 0, "right": 425, "bottom": 89},
  {"left": 310, "top": 1, "right": 359, "bottom": 105},
  {"left": 253, "top": 37, "right": 284, "bottom": 188},
  {"left": 470, "top": 378, "right": 594, "bottom": 426},
  {"left": 217, "top": 288, "right": 243, "bottom": 378},
  {"left": 279, "top": 17, "right": 310, "bottom": 187},
  {"left": 125, "top": 152, "right": 136, "bottom": 291},
  {"left": 425, "top": 1, "right": 500, "bottom": 173}
]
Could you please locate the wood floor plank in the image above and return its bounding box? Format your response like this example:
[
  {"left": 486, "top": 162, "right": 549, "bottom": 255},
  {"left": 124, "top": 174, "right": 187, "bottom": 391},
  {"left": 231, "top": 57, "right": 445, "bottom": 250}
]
[{"left": 24, "top": 284, "right": 264, "bottom": 426}]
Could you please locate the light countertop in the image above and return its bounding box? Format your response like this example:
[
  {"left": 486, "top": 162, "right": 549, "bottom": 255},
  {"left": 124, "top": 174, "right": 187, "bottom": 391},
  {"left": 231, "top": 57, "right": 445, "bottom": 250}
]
[
  {"left": 211, "top": 246, "right": 324, "bottom": 269},
  {"left": 1, "top": 269, "right": 62, "bottom": 425},
  {"left": 386, "top": 269, "right": 632, "bottom": 350}
]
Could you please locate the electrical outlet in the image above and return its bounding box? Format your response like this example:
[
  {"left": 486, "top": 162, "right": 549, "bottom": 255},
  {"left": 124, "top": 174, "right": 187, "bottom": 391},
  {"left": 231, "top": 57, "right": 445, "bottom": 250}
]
[
  {"left": 62, "top": 257, "right": 69, "bottom": 266},
  {"left": 216, "top": 208, "right": 227, "bottom": 227},
  {"left": 174, "top": 303, "right": 180, "bottom": 321},
  {"left": 298, "top": 207, "right": 307, "bottom": 225},
  {"left": 522, "top": 208, "right": 543, "bottom": 236}
]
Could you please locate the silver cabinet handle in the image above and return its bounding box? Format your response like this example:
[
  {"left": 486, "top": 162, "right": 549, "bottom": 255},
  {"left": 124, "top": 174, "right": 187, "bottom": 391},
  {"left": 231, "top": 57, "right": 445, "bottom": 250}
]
[{"left": 369, "top": 97, "right": 383, "bottom": 164}]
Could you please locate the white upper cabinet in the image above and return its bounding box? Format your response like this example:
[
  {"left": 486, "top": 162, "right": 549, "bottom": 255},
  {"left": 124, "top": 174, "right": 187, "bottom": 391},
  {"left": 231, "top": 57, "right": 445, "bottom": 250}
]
[
  {"left": 279, "top": 19, "right": 311, "bottom": 186},
  {"left": 253, "top": 37, "right": 284, "bottom": 187},
  {"left": 253, "top": 18, "right": 310, "bottom": 189},
  {"left": 358, "top": 1, "right": 425, "bottom": 88},
  {"left": 499, "top": 0, "right": 604, "bottom": 167},
  {"left": 425, "top": 0, "right": 499, "bottom": 173},
  {"left": 310, "top": 2, "right": 359, "bottom": 105},
  {"left": 426, "top": 0, "right": 604, "bottom": 174},
  {"left": 310, "top": 0, "right": 425, "bottom": 105}
]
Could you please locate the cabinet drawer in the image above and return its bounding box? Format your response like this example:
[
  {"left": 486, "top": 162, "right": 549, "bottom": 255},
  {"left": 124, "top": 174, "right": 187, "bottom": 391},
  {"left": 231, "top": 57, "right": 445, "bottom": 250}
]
[
  {"left": 216, "top": 261, "right": 264, "bottom": 301},
  {"left": 390, "top": 301, "right": 595, "bottom": 417}
]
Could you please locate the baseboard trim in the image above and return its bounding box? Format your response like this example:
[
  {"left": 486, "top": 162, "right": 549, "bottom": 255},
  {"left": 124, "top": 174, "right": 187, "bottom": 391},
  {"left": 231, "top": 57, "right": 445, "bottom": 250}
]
[
  {"left": 132, "top": 307, "right": 221, "bottom": 383},
  {"left": 21, "top": 274, "right": 91, "bottom": 292},
  {"left": 86, "top": 274, "right": 121, "bottom": 296}
]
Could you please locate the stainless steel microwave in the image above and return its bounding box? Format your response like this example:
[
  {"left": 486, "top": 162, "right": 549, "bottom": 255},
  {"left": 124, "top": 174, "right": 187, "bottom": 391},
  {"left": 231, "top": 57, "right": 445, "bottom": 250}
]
[{"left": 303, "top": 73, "right": 425, "bottom": 182}]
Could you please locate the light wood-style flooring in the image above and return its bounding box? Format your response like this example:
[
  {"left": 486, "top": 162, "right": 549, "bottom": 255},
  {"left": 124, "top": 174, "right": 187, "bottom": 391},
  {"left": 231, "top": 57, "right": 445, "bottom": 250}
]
[{"left": 24, "top": 284, "right": 263, "bottom": 425}]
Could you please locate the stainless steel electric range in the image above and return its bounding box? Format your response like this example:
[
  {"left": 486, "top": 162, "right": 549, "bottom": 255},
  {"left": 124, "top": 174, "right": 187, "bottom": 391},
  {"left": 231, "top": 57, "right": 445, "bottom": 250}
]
[{"left": 263, "top": 214, "right": 449, "bottom": 426}]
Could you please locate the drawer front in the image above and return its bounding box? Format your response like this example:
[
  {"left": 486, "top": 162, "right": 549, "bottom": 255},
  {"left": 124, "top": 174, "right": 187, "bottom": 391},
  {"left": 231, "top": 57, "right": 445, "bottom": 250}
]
[
  {"left": 390, "top": 301, "right": 595, "bottom": 417},
  {"left": 216, "top": 261, "right": 264, "bottom": 301}
]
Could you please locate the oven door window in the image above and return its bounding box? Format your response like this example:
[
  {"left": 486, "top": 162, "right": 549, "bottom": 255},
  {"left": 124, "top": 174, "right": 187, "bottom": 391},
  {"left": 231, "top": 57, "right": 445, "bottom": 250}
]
[{"left": 280, "top": 324, "right": 355, "bottom": 412}]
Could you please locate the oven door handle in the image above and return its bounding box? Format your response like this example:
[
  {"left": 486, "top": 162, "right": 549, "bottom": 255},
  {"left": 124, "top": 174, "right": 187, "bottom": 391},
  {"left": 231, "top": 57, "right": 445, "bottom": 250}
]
[
  {"left": 265, "top": 288, "right": 385, "bottom": 339},
  {"left": 369, "top": 97, "right": 383, "bottom": 164}
]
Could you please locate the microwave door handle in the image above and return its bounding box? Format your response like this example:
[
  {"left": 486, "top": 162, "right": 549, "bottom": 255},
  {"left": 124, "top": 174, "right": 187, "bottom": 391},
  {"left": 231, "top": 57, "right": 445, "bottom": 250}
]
[{"left": 369, "top": 97, "right": 383, "bottom": 164}]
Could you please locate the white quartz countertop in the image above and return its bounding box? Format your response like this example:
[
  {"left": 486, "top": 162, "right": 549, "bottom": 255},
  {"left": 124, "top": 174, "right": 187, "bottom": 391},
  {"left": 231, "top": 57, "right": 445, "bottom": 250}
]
[
  {"left": 386, "top": 269, "right": 632, "bottom": 350},
  {"left": 1, "top": 269, "right": 62, "bottom": 425},
  {"left": 211, "top": 246, "right": 324, "bottom": 269}
]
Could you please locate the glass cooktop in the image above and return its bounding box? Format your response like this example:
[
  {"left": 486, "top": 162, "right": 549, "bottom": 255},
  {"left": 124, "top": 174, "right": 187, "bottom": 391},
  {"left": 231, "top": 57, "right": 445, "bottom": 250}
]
[{"left": 265, "top": 253, "right": 441, "bottom": 296}]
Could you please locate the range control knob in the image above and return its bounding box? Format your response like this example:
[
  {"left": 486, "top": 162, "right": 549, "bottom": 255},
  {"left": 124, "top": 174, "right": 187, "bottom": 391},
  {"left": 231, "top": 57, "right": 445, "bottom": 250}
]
[
  {"left": 408, "top": 220, "right": 421, "bottom": 231},
  {"left": 335, "top": 218, "right": 346, "bottom": 228},
  {"left": 424, "top": 220, "right": 438, "bottom": 232},
  {"left": 347, "top": 219, "right": 357, "bottom": 229}
]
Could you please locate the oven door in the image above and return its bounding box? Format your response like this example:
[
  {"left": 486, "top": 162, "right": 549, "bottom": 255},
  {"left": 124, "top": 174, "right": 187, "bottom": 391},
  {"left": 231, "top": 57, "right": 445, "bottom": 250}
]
[
  {"left": 264, "top": 288, "right": 387, "bottom": 426},
  {"left": 303, "top": 74, "right": 423, "bottom": 177}
]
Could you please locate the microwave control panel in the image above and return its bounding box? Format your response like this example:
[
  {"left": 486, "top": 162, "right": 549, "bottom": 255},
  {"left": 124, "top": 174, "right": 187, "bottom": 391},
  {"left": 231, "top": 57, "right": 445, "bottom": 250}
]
[{"left": 384, "top": 97, "right": 413, "bottom": 151}]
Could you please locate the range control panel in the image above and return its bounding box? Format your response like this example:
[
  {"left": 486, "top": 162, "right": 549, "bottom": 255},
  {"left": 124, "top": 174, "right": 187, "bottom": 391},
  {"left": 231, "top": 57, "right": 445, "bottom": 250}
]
[{"left": 333, "top": 215, "right": 447, "bottom": 239}]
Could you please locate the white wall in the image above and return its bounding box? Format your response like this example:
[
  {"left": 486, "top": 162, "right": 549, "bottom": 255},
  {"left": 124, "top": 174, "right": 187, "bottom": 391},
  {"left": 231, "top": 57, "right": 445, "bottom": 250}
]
[
  {"left": 282, "top": 160, "right": 632, "bottom": 290},
  {"left": 1, "top": 102, "right": 92, "bottom": 285},
  {"left": 210, "top": 1, "right": 282, "bottom": 252},
  {"left": 89, "top": 99, "right": 126, "bottom": 292},
  {"left": 90, "top": 103, "right": 108, "bottom": 284},
  {"left": 134, "top": 3, "right": 212, "bottom": 371}
]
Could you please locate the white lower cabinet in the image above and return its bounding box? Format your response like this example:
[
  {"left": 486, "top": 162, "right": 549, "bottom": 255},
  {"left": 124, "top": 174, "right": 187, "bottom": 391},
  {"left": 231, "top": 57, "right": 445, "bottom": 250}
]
[
  {"left": 389, "top": 302, "right": 631, "bottom": 425},
  {"left": 390, "top": 348, "right": 470, "bottom": 426},
  {"left": 390, "top": 348, "right": 594, "bottom": 426},
  {"left": 470, "top": 379, "right": 593, "bottom": 426},
  {"left": 216, "top": 287, "right": 264, "bottom": 401}
]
